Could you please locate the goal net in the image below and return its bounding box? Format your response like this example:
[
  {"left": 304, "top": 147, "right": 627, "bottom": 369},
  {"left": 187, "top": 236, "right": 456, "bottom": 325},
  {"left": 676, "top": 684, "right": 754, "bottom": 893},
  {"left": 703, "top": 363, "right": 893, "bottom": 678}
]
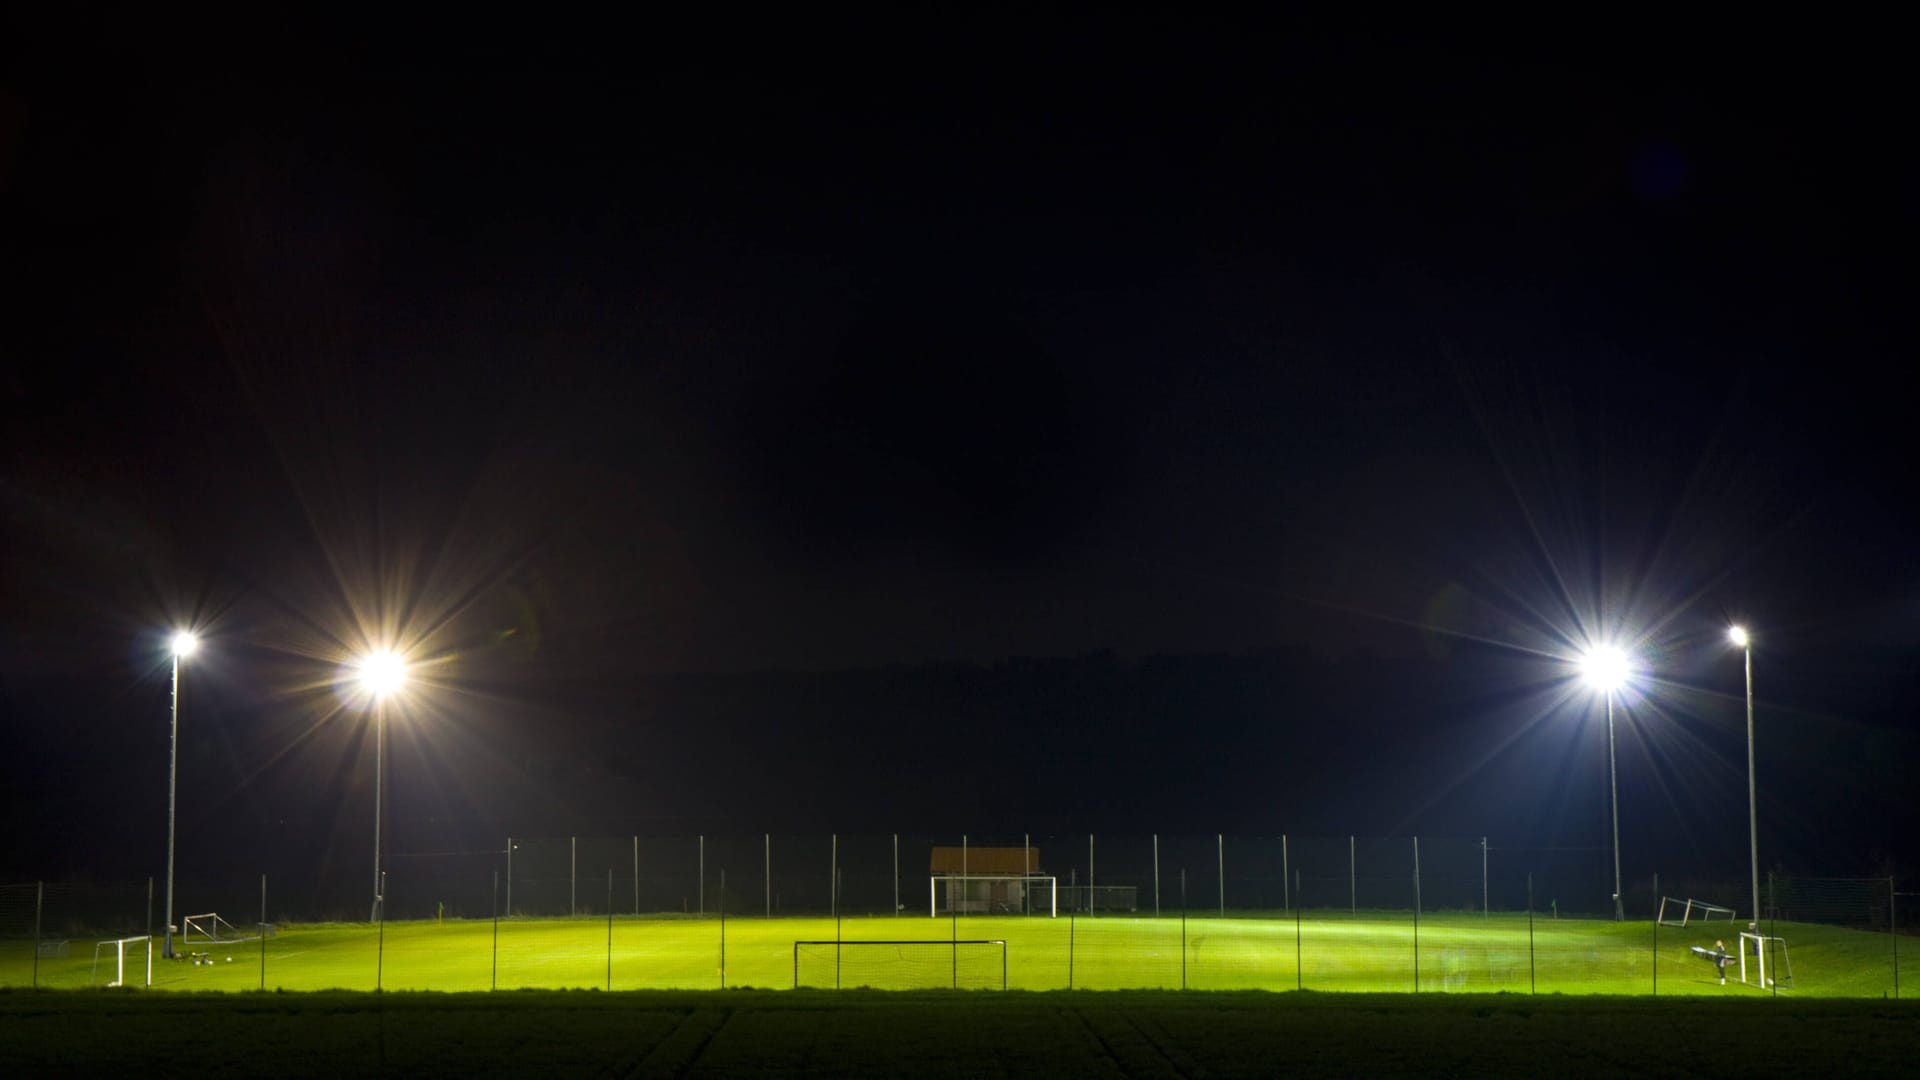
[
  {"left": 1739, "top": 932, "right": 1793, "bottom": 988},
  {"left": 793, "top": 939, "right": 1007, "bottom": 989},
  {"left": 1657, "top": 896, "right": 1739, "bottom": 928},
  {"left": 929, "top": 874, "right": 1057, "bottom": 916},
  {"left": 91, "top": 935, "right": 152, "bottom": 987},
  {"left": 1058, "top": 884, "right": 1139, "bottom": 914},
  {"left": 183, "top": 912, "right": 253, "bottom": 944}
]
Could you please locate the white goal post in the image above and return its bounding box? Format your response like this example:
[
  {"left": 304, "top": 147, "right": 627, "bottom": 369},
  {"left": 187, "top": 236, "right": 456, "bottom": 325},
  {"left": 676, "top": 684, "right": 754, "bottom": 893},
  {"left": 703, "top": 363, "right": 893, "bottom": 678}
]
[
  {"left": 929, "top": 875, "right": 1057, "bottom": 917},
  {"left": 1739, "top": 932, "right": 1793, "bottom": 988},
  {"left": 91, "top": 935, "right": 152, "bottom": 987},
  {"left": 1657, "top": 896, "right": 1739, "bottom": 928},
  {"left": 183, "top": 912, "right": 252, "bottom": 944}
]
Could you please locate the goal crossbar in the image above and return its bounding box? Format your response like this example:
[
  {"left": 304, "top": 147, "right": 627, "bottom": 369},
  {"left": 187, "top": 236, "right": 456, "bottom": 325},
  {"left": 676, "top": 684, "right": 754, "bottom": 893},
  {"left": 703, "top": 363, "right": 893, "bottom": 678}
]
[
  {"left": 91, "top": 935, "right": 152, "bottom": 987},
  {"left": 182, "top": 912, "right": 256, "bottom": 944},
  {"left": 1738, "top": 932, "right": 1793, "bottom": 988},
  {"left": 929, "top": 874, "right": 1057, "bottom": 917},
  {"left": 1657, "top": 896, "right": 1738, "bottom": 928}
]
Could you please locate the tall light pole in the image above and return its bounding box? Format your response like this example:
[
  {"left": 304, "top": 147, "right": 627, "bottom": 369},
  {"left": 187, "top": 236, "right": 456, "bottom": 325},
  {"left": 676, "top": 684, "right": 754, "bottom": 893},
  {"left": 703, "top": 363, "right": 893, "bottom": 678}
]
[
  {"left": 1580, "top": 645, "right": 1630, "bottom": 921},
  {"left": 163, "top": 630, "right": 198, "bottom": 960},
  {"left": 356, "top": 650, "right": 407, "bottom": 922},
  {"left": 1731, "top": 625, "right": 1760, "bottom": 933}
]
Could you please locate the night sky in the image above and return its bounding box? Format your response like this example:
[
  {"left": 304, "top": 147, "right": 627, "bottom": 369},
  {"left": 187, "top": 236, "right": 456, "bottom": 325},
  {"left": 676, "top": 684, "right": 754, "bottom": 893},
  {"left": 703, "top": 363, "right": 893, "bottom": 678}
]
[{"left": 2, "top": 17, "right": 1916, "bottom": 905}]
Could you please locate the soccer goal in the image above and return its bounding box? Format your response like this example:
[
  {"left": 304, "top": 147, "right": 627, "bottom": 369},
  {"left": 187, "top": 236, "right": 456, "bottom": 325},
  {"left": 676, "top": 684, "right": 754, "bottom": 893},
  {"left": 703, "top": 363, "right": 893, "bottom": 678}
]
[
  {"left": 1657, "top": 896, "right": 1739, "bottom": 928},
  {"left": 1738, "top": 931, "right": 1793, "bottom": 989},
  {"left": 793, "top": 939, "right": 1007, "bottom": 990},
  {"left": 91, "top": 935, "right": 152, "bottom": 987},
  {"left": 182, "top": 912, "right": 254, "bottom": 944},
  {"left": 929, "top": 874, "right": 1057, "bottom": 916}
]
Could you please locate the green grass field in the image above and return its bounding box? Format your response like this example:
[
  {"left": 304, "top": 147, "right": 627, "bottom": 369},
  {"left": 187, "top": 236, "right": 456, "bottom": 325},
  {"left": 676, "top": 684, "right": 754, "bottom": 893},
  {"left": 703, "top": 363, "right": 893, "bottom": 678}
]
[{"left": 4, "top": 912, "right": 1909, "bottom": 997}]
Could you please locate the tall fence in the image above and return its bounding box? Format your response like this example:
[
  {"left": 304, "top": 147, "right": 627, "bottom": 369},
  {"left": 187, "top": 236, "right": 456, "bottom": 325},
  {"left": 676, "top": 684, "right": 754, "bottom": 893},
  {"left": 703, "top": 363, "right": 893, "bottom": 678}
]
[{"left": 2, "top": 837, "right": 1907, "bottom": 997}]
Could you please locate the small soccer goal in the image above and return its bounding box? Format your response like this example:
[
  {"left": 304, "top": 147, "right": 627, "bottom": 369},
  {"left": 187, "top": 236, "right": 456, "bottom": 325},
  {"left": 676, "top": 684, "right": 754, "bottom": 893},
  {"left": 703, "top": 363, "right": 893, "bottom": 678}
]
[
  {"left": 929, "top": 874, "right": 1057, "bottom": 917},
  {"left": 794, "top": 939, "right": 1007, "bottom": 990},
  {"left": 1657, "top": 896, "right": 1739, "bottom": 928},
  {"left": 1739, "top": 931, "right": 1793, "bottom": 989},
  {"left": 91, "top": 935, "right": 152, "bottom": 987},
  {"left": 182, "top": 912, "right": 255, "bottom": 945}
]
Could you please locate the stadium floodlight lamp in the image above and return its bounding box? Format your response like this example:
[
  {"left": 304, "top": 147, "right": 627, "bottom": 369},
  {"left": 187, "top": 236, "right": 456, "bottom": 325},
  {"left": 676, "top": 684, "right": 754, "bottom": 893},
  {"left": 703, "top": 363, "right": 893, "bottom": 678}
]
[
  {"left": 1730, "top": 624, "right": 1761, "bottom": 939},
  {"left": 354, "top": 648, "right": 408, "bottom": 927},
  {"left": 1579, "top": 645, "right": 1630, "bottom": 693},
  {"left": 356, "top": 650, "right": 408, "bottom": 698},
  {"left": 1578, "top": 642, "right": 1631, "bottom": 921},
  {"left": 162, "top": 628, "right": 200, "bottom": 959}
]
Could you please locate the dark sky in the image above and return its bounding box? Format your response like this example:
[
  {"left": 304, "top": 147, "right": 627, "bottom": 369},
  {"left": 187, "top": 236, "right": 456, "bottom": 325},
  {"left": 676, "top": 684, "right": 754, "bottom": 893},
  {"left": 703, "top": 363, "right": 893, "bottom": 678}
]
[{"left": 2, "top": 16, "right": 1916, "bottom": 901}]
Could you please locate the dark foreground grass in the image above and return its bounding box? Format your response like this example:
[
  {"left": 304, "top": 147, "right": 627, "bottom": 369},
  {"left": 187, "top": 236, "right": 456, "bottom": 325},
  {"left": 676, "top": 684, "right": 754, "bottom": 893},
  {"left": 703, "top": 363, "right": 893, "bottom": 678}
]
[{"left": 4, "top": 989, "right": 1917, "bottom": 1079}]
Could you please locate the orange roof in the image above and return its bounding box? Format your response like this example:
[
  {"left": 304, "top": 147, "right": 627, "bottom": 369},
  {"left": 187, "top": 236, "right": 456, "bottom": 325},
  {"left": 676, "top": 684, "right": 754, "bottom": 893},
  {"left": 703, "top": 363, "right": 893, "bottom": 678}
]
[{"left": 929, "top": 847, "right": 1041, "bottom": 875}]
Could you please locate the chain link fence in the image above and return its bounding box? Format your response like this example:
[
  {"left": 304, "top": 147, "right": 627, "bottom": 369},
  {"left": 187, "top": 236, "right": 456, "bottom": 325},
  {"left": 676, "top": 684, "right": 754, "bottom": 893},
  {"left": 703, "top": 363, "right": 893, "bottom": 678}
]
[{"left": 3, "top": 838, "right": 1906, "bottom": 997}]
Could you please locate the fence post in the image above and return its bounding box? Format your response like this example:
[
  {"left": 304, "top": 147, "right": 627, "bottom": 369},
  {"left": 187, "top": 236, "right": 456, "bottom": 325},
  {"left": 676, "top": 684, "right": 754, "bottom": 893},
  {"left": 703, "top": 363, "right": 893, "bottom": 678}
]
[
  {"left": 1294, "top": 870, "right": 1302, "bottom": 991},
  {"left": 146, "top": 876, "right": 153, "bottom": 942},
  {"left": 1412, "top": 836, "right": 1420, "bottom": 994},
  {"left": 947, "top": 840, "right": 956, "bottom": 985},
  {"left": 376, "top": 870, "right": 387, "bottom": 991},
  {"left": 1024, "top": 833, "right": 1032, "bottom": 915},
  {"left": 33, "top": 881, "right": 42, "bottom": 989},
  {"left": 1770, "top": 872, "right": 1779, "bottom": 998},
  {"left": 838, "top": 841, "right": 846, "bottom": 990},
  {"left": 956, "top": 876, "right": 967, "bottom": 983}
]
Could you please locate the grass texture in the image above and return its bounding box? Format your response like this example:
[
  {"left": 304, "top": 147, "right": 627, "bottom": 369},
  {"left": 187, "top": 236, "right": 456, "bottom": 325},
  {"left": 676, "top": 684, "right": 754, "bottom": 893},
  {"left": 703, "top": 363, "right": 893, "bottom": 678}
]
[{"left": 3, "top": 911, "right": 1907, "bottom": 998}]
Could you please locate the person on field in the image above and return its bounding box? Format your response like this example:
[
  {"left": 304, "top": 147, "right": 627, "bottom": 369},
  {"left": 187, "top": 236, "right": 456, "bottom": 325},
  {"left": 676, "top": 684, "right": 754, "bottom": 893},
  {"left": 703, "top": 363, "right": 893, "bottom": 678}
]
[{"left": 1689, "top": 939, "right": 1732, "bottom": 984}]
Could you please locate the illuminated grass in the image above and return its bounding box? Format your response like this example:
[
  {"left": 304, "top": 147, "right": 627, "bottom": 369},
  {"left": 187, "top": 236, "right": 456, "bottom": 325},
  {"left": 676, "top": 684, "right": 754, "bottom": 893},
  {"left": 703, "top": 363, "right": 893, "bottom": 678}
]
[{"left": 0, "top": 913, "right": 1905, "bottom": 997}]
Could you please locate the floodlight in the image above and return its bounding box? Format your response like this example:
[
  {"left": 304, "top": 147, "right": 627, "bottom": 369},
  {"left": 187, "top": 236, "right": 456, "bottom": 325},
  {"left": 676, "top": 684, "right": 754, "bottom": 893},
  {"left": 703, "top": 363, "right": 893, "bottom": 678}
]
[
  {"left": 1579, "top": 641, "right": 1632, "bottom": 920},
  {"left": 1728, "top": 625, "right": 1749, "bottom": 648},
  {"left": 1579, "top": 645, "right": 1630, "bottom": 692},
  {"left": 355, "top": 648, "right": 408, "bottom": 933},
  {"left": 162, "top": 628, "right": 200, "bottom": 959},
  {"left": 357, "top": 650, "right": 408, "bottom": 698}
]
